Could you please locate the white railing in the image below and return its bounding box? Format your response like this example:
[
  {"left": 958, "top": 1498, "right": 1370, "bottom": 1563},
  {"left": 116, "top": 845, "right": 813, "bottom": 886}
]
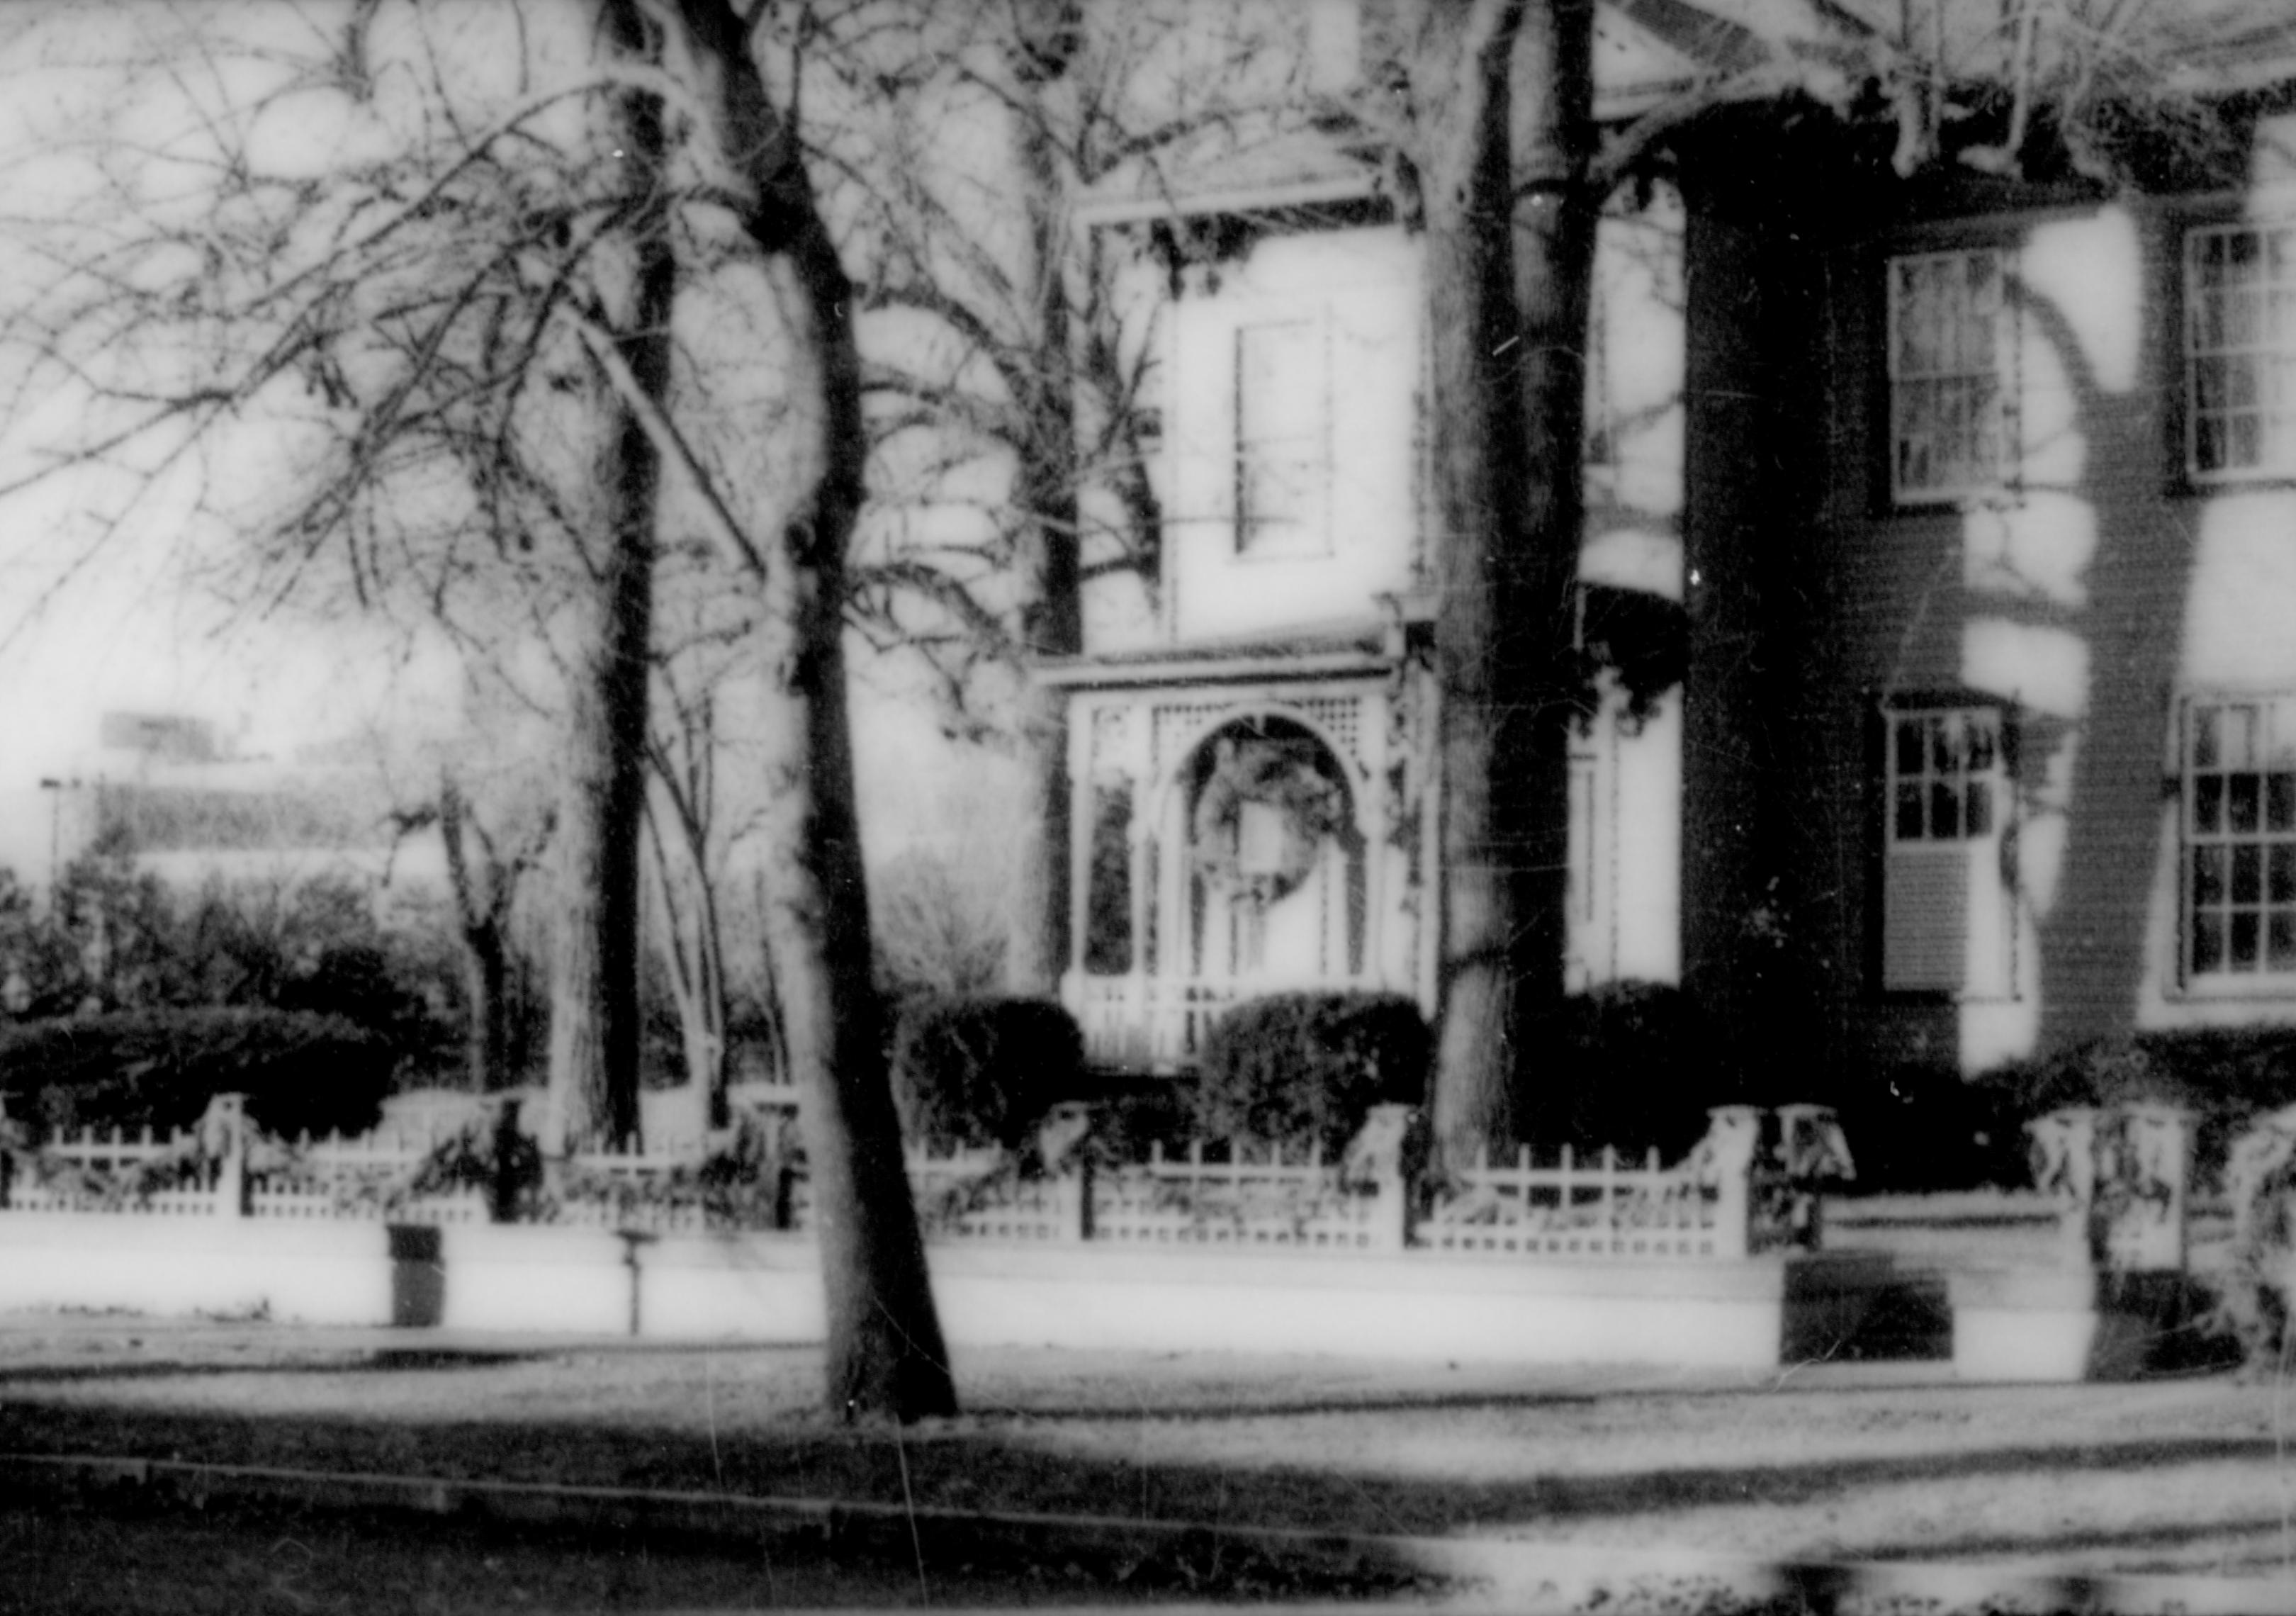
[
  {"left": 2, "top": 1094, "right": 1851, "bottom": 1267},
  {"left": 9, "top": 1121, "right": 233, "bottom": 1216},
  {"left": 1071, "top": 975, "right": 1386, "bottom": 1070},
  {"left": 1421, "top": 1142, "right": 1742, "bottom": 1260},
  {"left": 1094, "top": 1140, "right": 1405, "bottom": 1252}
]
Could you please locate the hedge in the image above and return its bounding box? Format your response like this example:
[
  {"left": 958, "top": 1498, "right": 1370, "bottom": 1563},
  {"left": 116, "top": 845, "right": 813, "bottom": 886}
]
[
  {"left": 1193, "top": 992, "right": 1427, "bottom": 1157},
  {"left": 889, "top": 996, "right": 1084, "bottom": 1150},
  {"left": 1977, "top": 1028, "right": 2296, "bottom": 1184},
  {"left": 0, "top": 1007, "right": 396, "bottom": 1142},
  {"left": 1512, "top": 982, "right": 1743, "bottom": 1162}
]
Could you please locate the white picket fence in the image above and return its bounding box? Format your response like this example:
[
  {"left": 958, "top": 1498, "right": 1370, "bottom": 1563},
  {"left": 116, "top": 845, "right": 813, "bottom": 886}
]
[
  {"left": 1088, "top": 1140, "right": 1405, "bottom": 1252},
  {"left": 1420, "top": 1142, "right": 1743, "bottom": 1260},
  {"left": 1, "top": 1095, "right": 1844, "bottom": 1263}
]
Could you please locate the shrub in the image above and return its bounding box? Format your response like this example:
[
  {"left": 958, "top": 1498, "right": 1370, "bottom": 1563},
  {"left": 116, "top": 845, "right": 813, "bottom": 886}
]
[
  {"left": 1512, "top": 982, "right": 1742, "bottom": 1162},
  {"left": 1830, "top": 1062, "right": 2028, "bottom": 1193},
  {"left": 0, "top": 1007, "right": 395, "bottom": 1142},
  {"left": 889, "top": 996, "right": 1084, "bottom": 1150},
  {"left": 1194, "top": 992, "right": 1428, "bottom": 1157},
  {"left": 1977, "top": 1028, "right": 2296, "bottom": 1184}
]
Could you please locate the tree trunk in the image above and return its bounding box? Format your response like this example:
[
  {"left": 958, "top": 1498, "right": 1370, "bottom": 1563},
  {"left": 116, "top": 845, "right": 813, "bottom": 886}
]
[
  {"left": 468, "top": 939, "right": 510, "bottom": 1093},
  {"left": 544, "top": 1, "right": 675, "bottom": 1154},
  {"left": 1500, "top": 0, "right": 1598, "bottom": 1136},
  {"left": 671, "top": 0, "right": 955, "bottom": 1424},
  {"left": 439, "top": 778, "right": 517, "bottom": 1094},
  {"left": 1003, "top": 6, "right": 1085, "bottom": 998},
  {"left": 646, "top": 801, "right": 730, "bottom": 1124},
  {"left": 1404, "top": 0, "right": 1535, "bottom": 1167}
]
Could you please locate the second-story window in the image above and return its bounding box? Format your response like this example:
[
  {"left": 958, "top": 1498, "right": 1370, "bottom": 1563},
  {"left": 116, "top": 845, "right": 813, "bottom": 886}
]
[
  {"left": 1233, "top": 317, "right": 1330, "bottom": 558},
  {"left": 2186, "top": 223, "right": 2296, "bottom": 480},
  {"left": 1888, "top": 249, "right": 2015, "bottom": 504}
]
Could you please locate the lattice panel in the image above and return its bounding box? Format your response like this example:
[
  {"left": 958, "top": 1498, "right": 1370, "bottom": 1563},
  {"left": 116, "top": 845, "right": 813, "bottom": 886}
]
[
  {"left": 1149, "top": 694, "right": 1375, "bottom": 776},
  {"left": 1296, "top": 695, "right": 1367, "bottom": 768},
  {"left": 1152, "top": 702, "right": 1234, "bottom": 774}
]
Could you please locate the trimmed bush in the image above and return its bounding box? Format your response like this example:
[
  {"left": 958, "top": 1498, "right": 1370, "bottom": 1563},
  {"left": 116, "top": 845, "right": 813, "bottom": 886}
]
[
  {"left": 1830, "top": 1062, "right": 2028, "bottom": 1193},
  {"left": 0, "top": 1007, "right": 396, "bottom": 1142},
  {"left": 889, "top": 996, "right": 1084, "bottom": 1150},
  {"left": 1513, "top": 982, "right": 1743, "bottom": 1162},
  {"left": 1193, "top": 992, "right": 1428, "bottom": 1157}
]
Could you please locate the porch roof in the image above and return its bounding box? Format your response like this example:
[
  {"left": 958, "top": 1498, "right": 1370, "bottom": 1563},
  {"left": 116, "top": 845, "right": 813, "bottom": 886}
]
[{"left": 1034, "top": 617, "right": 1402, "bottom": 690}]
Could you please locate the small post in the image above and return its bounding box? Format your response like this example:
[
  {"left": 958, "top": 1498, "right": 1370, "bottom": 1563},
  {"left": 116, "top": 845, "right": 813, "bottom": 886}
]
[
  {"left": 1701, "top": 1106, "right": 1763, "bottom": 1260},
  {"left": 1064, "top": 1156, "right": 1095, "bottom": 1242},
  {"left": 2026, "top": 1107, "right": 2100, "bottom": 1264},
  {"left": 207, "top": 1093, "right": 249, "bottom": 1218},
  {"left": 2098, "top": 1103, "right": 2190, "bottom": 1274}
]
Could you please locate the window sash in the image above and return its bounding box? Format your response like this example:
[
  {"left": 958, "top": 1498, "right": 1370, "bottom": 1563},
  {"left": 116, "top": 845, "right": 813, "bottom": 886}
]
[
  {"left": 1885, "top": 709, "right": 2003, "bottom": 846},
  {"left": 1233, "top": 318, "right": 1329, "bottom": 557},
  {"left": 1888, "top": 250, "right": 2014, "bottom": 503},
  {"left": 2183, "top": 697, "right": 2296, "bottom": 980},
  {"left": 2185, "top": 223, "right": 2296, "bottom": 480}
]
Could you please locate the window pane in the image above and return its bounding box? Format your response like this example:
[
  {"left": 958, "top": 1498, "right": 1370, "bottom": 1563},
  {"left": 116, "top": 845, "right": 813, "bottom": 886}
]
[
  {"left": 2197, "top": 416, "right": 2227, "bottom": 472},
  {"left": 2234, "top": 413, "right": 2263, "bottom": 466},
  {"left": 1895, "top": 783, "right": 1925, "bottom": 841},
  {"left": 2196, "top": 774, "right": 2224, "bottom": 834},
  {"left": 2196, "top": 843, "right": 2227, "bottom": 905},
  {"left": 2274, "top": 843, "right": 2296, "bottom": 903},
  {"left": 2234, "top": 911, "right": 2261, "bottom": 969},
  {"left": 2195, "top": 707, "right": 2222, "bottom": 768},
  {"left": 1965, "top": 780, "right": 1991, "bottom": 837},
  {"left": 2273, "top": 912, "right": 2296, "bottom": 971},
  {"left": 2235, "top": 843, "right": 2263, "bottom": 902},
  {"left": 1893, "top": 251, "right": 2005, "bottom": 495},
  {"left": 2232, "top": 773, "right": 2261, "bottom": 834},
  {"left": 1895, "top": 721, "right": 1924, "bottom": 778},
  {"left": 2227, "top": 707, "right": 2258, "bottom": 768},
  {"left": 2196, "top": 910, "right": 2227, "bottom": 972},
  {"left": 1965, "top": 722, "right": 1996, "bottom": 773},
  {"left": 2272, "top": 773, "right": 2296, "bottom": 833},
  {"left": 1930, "top": 782, "right": 1960, "bottom": 840}
]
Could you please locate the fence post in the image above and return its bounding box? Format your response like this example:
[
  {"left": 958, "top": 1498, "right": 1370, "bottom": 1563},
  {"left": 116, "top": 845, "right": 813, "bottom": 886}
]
[
  {"left": 2026, "top": 1106, "right": 2101, "bottom": 1264},
  {"left": 1699, "top": 1106, "right": 1762, "bottom": 1260},
  {"left": 208, "top": 1093, "right": 249, "bottom": 1218},
  {"left": 1072, "top": 1155, "right": 1095, "bottom": 1242},
  {"left": 2098, "top": 1102, "right": 2190, "bottom": 1273},
  {"left": 1369, "top": 1160, "right": 1407, "bottom": 1254}
]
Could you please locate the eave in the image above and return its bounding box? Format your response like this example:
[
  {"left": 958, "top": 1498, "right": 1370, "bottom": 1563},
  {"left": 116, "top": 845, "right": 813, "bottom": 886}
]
[{"left": 1034, "top": 622, "right": 1404, "bottom": 691}]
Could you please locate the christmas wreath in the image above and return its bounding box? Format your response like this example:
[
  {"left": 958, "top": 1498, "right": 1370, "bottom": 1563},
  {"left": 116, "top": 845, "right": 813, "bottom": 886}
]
[{"left": 1191, "top": 739, "right": 1347, "bottom": 904}]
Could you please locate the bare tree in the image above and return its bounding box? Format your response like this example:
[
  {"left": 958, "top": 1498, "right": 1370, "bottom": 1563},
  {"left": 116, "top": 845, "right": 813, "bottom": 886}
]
[
  {"left": 633, "top": 0, "right": 955, "bottom": 1423},
  {"left": 812, "top": 1, "right": 1323, "bottom": 992},
  {"left": 0, "top": 0, "right": 954, "bottom": 1420}
]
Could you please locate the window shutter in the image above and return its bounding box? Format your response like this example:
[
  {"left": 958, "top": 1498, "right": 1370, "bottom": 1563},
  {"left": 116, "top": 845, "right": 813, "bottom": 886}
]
[{"left": 1884, "top": 850, "right": 1969, "bottom": 992}]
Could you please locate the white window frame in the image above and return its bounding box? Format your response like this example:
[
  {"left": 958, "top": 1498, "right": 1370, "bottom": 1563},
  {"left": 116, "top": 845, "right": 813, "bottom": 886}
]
[
  {"left": 2180, "top": 695, "right": 2296, "bottom": 988},
  {"left": 1232, "top": 315, "right": 1332, "bottom": 559},
  {"left": 2185, "top": 222, "right": 2296, "bottom": 482},
  {"left": 1882, "top": 705, "right": 2014, "bottom": 997},
  {"left": 1886, "top": 249, "right": 2018, "bottom": 505}
]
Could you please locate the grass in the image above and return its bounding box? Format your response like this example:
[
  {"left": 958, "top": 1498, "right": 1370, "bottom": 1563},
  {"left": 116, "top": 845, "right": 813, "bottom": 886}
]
[{"left": 6, "top": 1313, "right": 2296, "bottom": 1607}]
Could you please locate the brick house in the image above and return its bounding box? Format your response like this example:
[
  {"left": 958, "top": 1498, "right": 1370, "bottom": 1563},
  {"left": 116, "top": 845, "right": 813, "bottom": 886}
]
[{"left": 1040, "top": 0, "right": 2296, "bottom": 1097}]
